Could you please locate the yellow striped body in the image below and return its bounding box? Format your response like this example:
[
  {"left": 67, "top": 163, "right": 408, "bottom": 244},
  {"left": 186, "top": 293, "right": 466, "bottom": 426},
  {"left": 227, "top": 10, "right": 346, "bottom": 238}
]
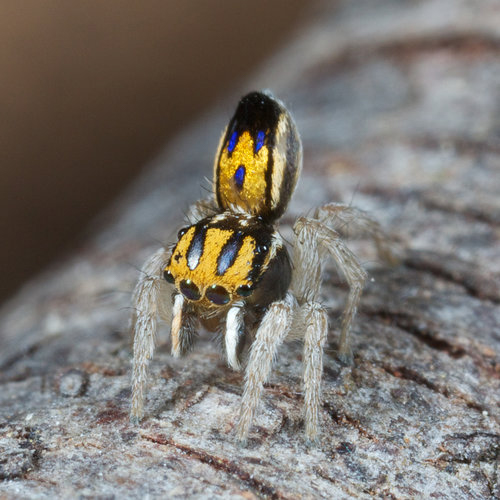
[
  {"left": 214, "top": 92, "right": 302, "bottom": 221},
  {"left": 165, "top": 91, "right": 301, "bottom": 310},
  {"left": 217, "top": 131, "right": 270, "bottom": 215}
]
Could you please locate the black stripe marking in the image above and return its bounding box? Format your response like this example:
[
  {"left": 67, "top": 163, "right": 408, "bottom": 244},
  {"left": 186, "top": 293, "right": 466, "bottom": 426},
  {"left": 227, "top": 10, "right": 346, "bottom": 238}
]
[
  {"left": 246, "top": 233, "right": 273, "bottom": 284},
  {"left": 216, "top": 231, "right": 244, "bottom": 276},
  {"left": 186, "top": 224, "right": 207, "bottom": 270},
  {"left": 263, "top": 139, "right": 274, "bottom": 215}
]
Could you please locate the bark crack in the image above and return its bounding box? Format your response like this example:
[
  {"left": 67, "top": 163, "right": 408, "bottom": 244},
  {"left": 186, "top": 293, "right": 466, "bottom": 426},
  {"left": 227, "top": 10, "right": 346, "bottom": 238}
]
[
  {"left": 361, "top": 309, "right": 467, "bottom": 359},
  {"left": 323, "top": 401, "right": 379, "bottom": 442},
  {"left": 380, "top": 363, "right": 488, "bottom": 414},
  {"left": 404, "top": 250, "right": 500, "bottom": 304},
  {"left": 141, "top": 433, "right": 291, "bottom": 499}
]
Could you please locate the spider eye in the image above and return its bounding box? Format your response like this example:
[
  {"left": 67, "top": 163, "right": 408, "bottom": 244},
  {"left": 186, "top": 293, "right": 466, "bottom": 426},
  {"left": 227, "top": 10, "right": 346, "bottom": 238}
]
[
  {"left": 206, "top": 285, "right": 230, "bottom": 305},
  {"left": 177, "top": 227, "right": 189, "bottom": 239},
  {"left": 179, "top": 279, "right": 201, "bottom": 301},
  {"left": 236, "top": 284, "right": 253, "bottom": 297},
  {"left": 163, "top": 270, "right": 175, "bottom": 284}
]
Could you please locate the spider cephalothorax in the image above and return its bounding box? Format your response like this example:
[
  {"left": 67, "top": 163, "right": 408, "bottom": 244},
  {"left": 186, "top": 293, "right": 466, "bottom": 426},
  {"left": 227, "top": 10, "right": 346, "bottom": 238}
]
[
  {"left": 131, "top": 91, "right": 394, "bottom": 444},
  {"left": 164, "top": 212, "right": 290, "bottom": 311}
]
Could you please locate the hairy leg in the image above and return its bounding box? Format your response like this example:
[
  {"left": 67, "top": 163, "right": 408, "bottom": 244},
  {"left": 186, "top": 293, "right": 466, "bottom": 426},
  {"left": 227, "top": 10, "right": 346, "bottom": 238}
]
[
  {"left": 293, "top": 217, "right": 367, "bottom": 363},
  {"left": 301, "top": 302, "right": 328, "bottom": 442},
  {"left": 170, "top": 293, "right": 198, "bottom": 357},
  {"left": 185, "top": 197, "right": 219, "bottom": 224},
  {"left": 315, "top": 202, "right": 398, "bottom": 265},
  {"left": 131, "top": 247, "right": 172, "bottom": 423},
  {"left": 237, "top": 293, "right": 295, "bottom": 444}
]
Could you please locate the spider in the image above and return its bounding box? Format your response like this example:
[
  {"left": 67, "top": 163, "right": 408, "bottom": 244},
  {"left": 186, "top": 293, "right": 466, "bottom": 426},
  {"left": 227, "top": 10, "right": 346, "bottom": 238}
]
[{"left": 130, "top": 91, "right": 395, "bottom": 444}]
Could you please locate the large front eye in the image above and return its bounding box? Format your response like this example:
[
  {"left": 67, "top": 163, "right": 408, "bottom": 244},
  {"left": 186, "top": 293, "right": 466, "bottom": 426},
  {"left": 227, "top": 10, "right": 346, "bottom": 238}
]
[
  {"left": 206, "top": 285, "right": 230, "bottom": 305},
  {"left": 177, "top": 226, "right": 189, "bottom": 239},
  {"left": 236, "top": 284, "right": 253, "bottom": 297},
  {"left": 179, "top": 279, "right": 201, "bottom": 301},
  {"left": 163, "top": 269, "right": 175, "bottom": 284}
]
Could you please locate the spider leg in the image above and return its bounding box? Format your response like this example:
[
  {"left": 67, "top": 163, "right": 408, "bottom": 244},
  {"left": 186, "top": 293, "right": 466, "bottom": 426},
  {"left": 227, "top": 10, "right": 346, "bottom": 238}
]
[
  {"left": 225, "top": 302, "right": 245, "bottom": 371},
  {"left": 315, "top": 202, "right": 398, "bottom": 265},
  {"left": 237, "top": 292, "right": 296, "bottom": 444},
  {"left": 131, "top": 198, "right": 217, "bottom": 424},
  {"left": 185, "top": 196, "right": 218, "bottom": 224},
  {"left": 131, "top": 247, "right": 172, "bottom": 423},
  {"left": 171, "top": 293, "right": 199, "bottom": 357},
  {"left": 293, "top": 217, "right": 367, "bottom": 364},
  {"left": 301, "top": 302, "right": 328, "bottom": 442}
]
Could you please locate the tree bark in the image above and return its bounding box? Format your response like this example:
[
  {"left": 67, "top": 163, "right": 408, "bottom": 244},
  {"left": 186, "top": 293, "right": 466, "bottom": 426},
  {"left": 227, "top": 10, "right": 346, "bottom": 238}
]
[{"left": 1, "top": 1, "right": 499, "bottom": 498}]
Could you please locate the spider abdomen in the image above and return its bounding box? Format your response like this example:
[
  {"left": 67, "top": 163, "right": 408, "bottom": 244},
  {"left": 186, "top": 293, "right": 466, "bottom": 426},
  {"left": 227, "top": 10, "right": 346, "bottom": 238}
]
[{"left": 214, "top": 91, "right": 302, "bottom": 222}]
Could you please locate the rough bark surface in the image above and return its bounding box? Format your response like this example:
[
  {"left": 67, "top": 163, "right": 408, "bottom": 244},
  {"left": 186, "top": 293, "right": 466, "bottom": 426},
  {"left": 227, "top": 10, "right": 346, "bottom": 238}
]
[{"left": 1, "top": 1, "right": 499, "bottom": 498}]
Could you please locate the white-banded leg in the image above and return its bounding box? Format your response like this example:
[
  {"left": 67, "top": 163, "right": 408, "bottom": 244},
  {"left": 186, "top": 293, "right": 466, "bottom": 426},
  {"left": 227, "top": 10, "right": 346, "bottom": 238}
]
[
  {"left": 315, "top": 202, "right": 398, "bottom": 265},
  {"left": 170, "top": 293, "right": 184, "bottom": 357},
  {"left": 293, "top": 217, "right": 367, "bottom": 364},
  {"left": 171, "top": 293, "right": 198, "bottom": 357},
  {"left": 237, "top": 293, "right": 296, "bottom": 444},
  {"left": 225, "top": 301, "right": 245, "bottom": 371},
  {"left": 302, "top": 302, "right": 328, "bottom": 442},
  {"left": 131, "top": 247, "right": 172, "bottom": 423}
]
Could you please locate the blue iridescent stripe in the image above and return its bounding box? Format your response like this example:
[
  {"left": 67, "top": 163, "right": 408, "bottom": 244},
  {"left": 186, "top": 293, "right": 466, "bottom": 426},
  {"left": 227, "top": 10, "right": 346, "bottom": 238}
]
[
  {"left": 217, "top": 232, "right": 243, "bottom": 275},
  {"left": 255, "top": 130, "right": 265, "bottom": 152},
  {"left": 234, "top": 165, "right": 245, "bottom": 190},
  {"left": 228, "top": 130, "right": 238, "bottom": 153}
]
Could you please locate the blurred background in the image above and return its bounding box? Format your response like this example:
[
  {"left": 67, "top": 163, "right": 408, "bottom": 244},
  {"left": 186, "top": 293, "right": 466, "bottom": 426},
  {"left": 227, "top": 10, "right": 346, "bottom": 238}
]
[{"left": 0, "top": 0, "right": 311, "bottom": 305}]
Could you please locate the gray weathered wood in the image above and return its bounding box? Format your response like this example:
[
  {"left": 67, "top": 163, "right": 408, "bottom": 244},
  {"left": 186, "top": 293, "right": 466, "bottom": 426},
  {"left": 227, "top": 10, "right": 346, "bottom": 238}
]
[{"left": 1, "top": 1, "right": 499, "bottom": 498}]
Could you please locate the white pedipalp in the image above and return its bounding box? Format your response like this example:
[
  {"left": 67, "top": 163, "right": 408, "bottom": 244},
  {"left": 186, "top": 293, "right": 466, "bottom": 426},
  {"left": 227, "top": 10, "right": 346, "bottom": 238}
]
[
  {"left": 225, "top": 302, "right": 245, "bottom": 371},
  {"left": 170, "top": 292, "right": 185, "bottom": 358}
]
